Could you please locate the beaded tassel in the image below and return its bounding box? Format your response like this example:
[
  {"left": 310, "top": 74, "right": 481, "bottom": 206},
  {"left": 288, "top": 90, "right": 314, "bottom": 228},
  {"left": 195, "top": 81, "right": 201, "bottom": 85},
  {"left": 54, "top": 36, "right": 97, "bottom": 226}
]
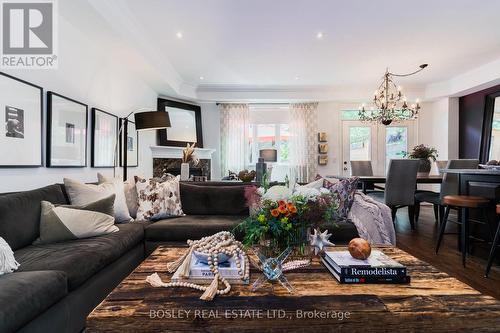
[
  {"left": 199, "top": 275, "right": 220, "bottom": 301},
  {"left": 166, "top": 247, "right": 190, "bottom": 273},
  {"left": 174, "top": 247, "right": 194, "bottom": 278}
]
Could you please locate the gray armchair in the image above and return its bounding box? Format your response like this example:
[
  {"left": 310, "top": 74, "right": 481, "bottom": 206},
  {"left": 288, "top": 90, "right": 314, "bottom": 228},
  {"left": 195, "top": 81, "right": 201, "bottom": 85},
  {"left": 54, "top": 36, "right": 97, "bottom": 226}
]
[{"left": 368, "top": 159, "right": 420, "bottom": 229}]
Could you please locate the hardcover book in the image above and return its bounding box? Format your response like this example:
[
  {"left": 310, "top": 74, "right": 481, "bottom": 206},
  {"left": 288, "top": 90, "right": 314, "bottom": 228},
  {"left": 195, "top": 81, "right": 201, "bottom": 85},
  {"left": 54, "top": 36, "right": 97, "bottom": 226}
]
[
  {"left": 321, "top": 258, "right": 411, "bottom": 284},
  {"left": 323, "top": 250, "right": 407, "bottom": 277},
  {"left": 171, "top": 253, "right": 249, "bottom": 284}
]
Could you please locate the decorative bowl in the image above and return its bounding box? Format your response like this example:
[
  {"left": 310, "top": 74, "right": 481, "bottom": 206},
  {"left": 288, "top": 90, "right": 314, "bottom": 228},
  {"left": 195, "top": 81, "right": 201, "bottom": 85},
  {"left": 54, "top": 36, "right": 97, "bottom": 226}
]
[
  {"left": 193, "top": 251, "right": 231, "bottom": 264},
  {"left": 238, "top": 170, "right": 256, "bottom": 182}
]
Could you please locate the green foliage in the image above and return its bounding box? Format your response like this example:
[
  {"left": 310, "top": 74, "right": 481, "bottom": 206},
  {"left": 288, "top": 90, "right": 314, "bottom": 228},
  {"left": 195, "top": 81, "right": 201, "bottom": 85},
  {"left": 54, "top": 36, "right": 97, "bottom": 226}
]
[{"left": 403, "top": 144, "right": 438, "bottom": 161}]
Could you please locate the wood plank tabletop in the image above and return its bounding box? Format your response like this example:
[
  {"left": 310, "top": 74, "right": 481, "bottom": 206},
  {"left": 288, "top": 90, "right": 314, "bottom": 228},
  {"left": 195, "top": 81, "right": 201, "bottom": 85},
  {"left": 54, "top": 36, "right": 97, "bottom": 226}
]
[{"left": 87, "top": 246, "right": 500, "bottom": 332}]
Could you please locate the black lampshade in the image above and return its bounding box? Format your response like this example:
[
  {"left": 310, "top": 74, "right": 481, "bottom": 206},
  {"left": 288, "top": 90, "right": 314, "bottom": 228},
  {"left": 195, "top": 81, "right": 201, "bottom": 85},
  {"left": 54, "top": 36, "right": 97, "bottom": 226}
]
[
  {"left": 259, "top": 149, "right": 277, "bottom": 162},
  {"left": 134, "top": 111, "right": 171, "bottom": 131}
]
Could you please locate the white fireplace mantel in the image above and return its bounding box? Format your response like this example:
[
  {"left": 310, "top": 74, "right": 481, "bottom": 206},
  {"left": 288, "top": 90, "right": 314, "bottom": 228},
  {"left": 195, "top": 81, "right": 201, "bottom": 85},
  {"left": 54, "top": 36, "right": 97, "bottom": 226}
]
[{"left": 150, "top": 146, "right": 215, "bottom": 160}]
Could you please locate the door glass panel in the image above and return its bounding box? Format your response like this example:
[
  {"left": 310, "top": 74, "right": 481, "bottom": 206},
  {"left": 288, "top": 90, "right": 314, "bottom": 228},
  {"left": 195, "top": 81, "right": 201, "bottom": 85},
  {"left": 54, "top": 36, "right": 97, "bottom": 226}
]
[
  {"left": 386, "top": 127, "right": 407, "bottom": 170},
  {"left": 349, "top": 127, "right": 371, "bottom": 161},
  {"left": 488, "top": 97, "right": 500, "bottom": 160}
]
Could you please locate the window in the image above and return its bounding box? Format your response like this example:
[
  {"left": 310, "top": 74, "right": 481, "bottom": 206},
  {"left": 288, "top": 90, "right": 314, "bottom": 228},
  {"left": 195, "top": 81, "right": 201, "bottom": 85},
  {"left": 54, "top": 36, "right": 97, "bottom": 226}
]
[{"left": 248, "top": 123, "right": 290, "bottom": 165}]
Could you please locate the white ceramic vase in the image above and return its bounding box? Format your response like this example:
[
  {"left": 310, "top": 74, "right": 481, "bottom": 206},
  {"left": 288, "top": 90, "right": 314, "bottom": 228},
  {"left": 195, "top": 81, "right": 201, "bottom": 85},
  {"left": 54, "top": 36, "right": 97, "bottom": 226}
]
[{"left": 180, "top": 163, "right": 190, "bottom": 181}]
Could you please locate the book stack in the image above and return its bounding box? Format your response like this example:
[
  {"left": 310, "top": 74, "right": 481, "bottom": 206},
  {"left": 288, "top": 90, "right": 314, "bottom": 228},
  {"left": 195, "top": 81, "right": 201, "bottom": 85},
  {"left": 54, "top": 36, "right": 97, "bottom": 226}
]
[
  {"left": 171, "top": 253, "right": 249, "bottom": 285},
  {"left": 322, "top": 250, "right": 410, "bottom": 284}
]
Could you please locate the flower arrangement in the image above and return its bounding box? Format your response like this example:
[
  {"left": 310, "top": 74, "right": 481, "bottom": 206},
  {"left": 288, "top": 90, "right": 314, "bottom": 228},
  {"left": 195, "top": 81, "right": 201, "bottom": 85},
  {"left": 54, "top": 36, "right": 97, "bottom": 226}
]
[
  {"left": 182, "top": 143, "right": 199, "bottom": 165},
  {"left": 236, "top": 185, "right": 339, "bottom": 254}
]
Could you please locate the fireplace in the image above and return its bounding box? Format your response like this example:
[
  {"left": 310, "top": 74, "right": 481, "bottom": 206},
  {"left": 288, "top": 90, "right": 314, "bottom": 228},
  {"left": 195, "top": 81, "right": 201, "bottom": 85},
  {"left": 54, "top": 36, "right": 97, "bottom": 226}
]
[
  {"left": 150, "top": 146, "right": 215, "bottom": 180},
  {"left": 153, "top": 158, "right": 211, "bottom": 179}
]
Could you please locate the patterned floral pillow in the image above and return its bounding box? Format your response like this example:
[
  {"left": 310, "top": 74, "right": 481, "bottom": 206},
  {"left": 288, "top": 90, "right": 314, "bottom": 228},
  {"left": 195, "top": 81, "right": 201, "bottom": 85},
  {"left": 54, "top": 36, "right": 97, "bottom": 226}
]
[
  {"left": 315, "top": 174, "right": 359, "bottom": 220},
  {"left": 135, "top": 175, "right": 184, "bottom": 221}
]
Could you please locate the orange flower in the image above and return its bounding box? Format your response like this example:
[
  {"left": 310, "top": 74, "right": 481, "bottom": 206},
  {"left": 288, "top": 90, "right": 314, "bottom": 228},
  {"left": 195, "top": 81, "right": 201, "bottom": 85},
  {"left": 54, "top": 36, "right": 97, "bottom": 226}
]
[
  {"left": 278, "top": 205, "right": 287, "bottom": 214},
  {"left": 287, "top": 202, "right": 295, "bottom": 211},
  {"left": 289, "top": 206, "right": 298, "bottom": 214},
  {"left": 278, "top": 200, "right": 286, "bottom": 207},
  {"left": 271, "top": 209, "right": 280, "bottom": 217}
]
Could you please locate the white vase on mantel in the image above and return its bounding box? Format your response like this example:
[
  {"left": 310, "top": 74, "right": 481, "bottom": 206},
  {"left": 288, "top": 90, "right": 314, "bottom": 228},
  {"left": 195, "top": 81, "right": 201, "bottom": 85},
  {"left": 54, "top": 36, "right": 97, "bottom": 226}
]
[{"left": 180, "top": 163, "right": 190, "bottom": 181}]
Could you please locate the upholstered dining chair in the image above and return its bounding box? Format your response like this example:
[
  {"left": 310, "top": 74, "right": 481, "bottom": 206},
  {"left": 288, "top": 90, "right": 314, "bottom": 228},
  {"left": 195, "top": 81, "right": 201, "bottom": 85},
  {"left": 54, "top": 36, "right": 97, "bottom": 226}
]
[
  {"left": 414, "top": 159, "right": 479, "bottom": 225},
  {"left": 350, "top": 161, "right": 373, "bottom": 176},
  {"left": 368, "top": 159, "right": 420, "bottom": 229}
]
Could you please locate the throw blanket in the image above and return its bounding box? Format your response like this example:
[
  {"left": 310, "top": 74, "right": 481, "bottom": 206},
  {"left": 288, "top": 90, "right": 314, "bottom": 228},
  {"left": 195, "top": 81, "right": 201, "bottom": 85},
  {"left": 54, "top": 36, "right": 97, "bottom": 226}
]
[{"left": 347, "top": 192, "right": 396, "bottom": 245}]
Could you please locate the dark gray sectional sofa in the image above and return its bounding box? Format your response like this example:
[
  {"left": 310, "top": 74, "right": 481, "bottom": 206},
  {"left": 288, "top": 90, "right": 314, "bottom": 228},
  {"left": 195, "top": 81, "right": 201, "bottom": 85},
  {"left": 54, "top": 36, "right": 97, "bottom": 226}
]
[{"left": 0, "top": 182, "right": 358, "bottom": 333}]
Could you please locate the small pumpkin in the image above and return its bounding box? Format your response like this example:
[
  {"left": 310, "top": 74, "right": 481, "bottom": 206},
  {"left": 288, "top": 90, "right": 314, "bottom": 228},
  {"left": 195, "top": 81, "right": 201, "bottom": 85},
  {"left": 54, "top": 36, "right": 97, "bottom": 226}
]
[{"left": 348, "top": 238, "right": 372, "bottom": 260}]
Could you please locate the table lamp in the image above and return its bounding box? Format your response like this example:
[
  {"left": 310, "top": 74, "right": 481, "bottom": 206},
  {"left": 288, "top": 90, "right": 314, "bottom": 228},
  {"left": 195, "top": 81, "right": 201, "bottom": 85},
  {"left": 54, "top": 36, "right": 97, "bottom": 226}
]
[{"left": 256, "top": 148, "right": 278, "bottom": 182}]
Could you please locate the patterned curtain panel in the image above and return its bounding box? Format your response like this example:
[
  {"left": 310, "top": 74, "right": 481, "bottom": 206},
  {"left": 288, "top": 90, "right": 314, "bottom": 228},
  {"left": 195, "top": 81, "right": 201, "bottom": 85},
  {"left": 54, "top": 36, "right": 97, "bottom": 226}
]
[
  {"left": 219, "top": 103, "right": 250, "bottom": 178},
  {"left": 289, "top": 102, "right": 318, "bottom": 183}
]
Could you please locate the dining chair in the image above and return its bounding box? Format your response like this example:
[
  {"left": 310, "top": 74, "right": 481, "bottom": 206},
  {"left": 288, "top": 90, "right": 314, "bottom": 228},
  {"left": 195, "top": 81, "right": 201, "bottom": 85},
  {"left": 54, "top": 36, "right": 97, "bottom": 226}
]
[
  {"left": 350, "top": 160, "right": 385, "bottom": 193},
  {"left": 414, "top": 159, "right": 479, "bottom": 225},
  {"left": 435, "top": 160, "right": 448, "bottom": 171},
  {"left": 368, "top": 159, "right": 420, "bottom": 229},
  {"left": 350, "top": 161, "right": 373, "bottom": 176},
  {"left": 485, "top": 204, "right": 500, "bottom": 277}
]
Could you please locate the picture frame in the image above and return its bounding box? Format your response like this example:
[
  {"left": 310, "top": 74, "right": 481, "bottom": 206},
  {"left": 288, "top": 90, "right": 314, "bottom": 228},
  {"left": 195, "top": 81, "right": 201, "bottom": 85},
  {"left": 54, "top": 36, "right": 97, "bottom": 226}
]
[
  {"left": 0, "top": 72, "right": 43, "bottom": 167},
  {"left": 120, "top": 119, "right": 138, "bottom": 167},
  {"left": 318, "top": 132, "right": 327, "bottom": 142},
  {"left": 318, "top": 143, "right": 328, "bottom": 154},
  {"left": 47, "top": 92, "right": 88, "bottom": 167},
  {"left": 91, "top": 108, "right": 118, "bottom": 168},
  {"left": 318, "top": 155, "right": 328, "bottom": 166},
  {"left": 157, "top": 98, "right": 203, "bottom": 148}
]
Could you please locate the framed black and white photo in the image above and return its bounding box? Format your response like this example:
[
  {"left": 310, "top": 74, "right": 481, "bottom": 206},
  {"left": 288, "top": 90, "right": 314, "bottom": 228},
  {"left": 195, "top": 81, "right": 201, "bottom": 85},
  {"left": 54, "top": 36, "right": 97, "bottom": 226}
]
[
  {"left": 47, "top": 92, "right": 88, "bottom": 167},
  {"left": 157, "top": 98, "right": 203, "bottom": 147},
  {"left": 0, "top": 72, "right": 43, "bottom": 167},
  {"left": 120, "top": 119, "right": 138, "bottom": 167},
  {"left": 91, "top": 108, "right": 118, "bottom": 168}
]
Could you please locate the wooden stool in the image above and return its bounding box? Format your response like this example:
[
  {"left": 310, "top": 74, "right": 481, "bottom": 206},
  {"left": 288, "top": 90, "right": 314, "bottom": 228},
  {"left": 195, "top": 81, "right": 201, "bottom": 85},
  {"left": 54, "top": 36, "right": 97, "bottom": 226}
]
[
  {"left": 485, "top": 204, "right": 500, "bottom": 277},
  {"left": 436, "top": 195, "right": 490, "bottom": 267}
]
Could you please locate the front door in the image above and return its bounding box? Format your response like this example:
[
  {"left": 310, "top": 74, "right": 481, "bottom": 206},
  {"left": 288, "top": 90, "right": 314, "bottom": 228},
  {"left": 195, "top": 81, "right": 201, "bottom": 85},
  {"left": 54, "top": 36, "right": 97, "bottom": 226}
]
[{"left": 342, "top": 120, "right": 417, "bottom": 175}]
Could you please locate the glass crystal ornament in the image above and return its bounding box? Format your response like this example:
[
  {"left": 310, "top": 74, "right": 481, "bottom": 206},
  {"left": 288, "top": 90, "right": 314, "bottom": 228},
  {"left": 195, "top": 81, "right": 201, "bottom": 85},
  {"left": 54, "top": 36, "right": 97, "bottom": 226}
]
[{"left": 251, "top": 247, "right": 294, "bottom": 293}]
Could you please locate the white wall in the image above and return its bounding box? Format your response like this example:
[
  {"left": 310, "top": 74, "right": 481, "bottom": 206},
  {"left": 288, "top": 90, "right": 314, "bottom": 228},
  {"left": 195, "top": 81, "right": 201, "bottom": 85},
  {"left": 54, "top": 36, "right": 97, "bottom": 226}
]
[{"left": 0, "top": 3, "right": 157, "bottom": 192}]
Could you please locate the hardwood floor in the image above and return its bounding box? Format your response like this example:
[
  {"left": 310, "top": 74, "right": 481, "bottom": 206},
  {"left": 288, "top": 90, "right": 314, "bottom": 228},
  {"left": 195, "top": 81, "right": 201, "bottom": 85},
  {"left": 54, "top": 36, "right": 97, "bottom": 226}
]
[{"left": 394, "top": 205, "right": 500, "bottom": 300}]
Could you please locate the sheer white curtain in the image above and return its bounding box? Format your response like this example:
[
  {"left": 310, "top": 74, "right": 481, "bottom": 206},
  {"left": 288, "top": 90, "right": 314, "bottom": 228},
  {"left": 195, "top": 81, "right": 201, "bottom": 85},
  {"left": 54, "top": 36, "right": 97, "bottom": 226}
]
[
  {"left": 219, "top": 103, "right": 250, "bottom": 177},
  {"left": 289, "top": 102, "right": 318, "bottom": 183}
]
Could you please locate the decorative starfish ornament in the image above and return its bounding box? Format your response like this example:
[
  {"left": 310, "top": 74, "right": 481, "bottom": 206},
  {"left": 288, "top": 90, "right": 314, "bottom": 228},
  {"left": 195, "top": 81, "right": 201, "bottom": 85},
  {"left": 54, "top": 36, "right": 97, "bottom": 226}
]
[{"left": 309, "top": 228, "right": 334, "bottom": 255}]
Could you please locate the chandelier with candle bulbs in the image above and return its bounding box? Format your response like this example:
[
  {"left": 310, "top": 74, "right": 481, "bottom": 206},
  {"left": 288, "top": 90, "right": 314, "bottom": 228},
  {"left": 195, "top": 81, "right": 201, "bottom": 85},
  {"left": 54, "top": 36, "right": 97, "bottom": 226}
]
[{"left": 359, "top": 64, "right": 428, "bottom": 125}]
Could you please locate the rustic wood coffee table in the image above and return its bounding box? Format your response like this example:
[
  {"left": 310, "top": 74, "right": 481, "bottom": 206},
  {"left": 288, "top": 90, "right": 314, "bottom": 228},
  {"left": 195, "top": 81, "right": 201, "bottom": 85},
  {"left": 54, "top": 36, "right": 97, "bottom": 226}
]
[{"left": 87, "top": 246, "right": 500, "bottom": 332}]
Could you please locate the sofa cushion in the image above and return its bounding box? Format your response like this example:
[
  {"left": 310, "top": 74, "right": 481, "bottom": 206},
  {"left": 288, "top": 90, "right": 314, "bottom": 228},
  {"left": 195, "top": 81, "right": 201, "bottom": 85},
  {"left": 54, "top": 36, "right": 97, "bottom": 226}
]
[
  {"left": 14, "top": 223, "right": 143, "bottom": 290},
  {"left": 180, "top": 183, "right": 249, "bottom": 215},
  {"left": 145, "top": 215, "right": 244, "bottom": 242},
  {"left": 0, "top": 184, "right": 68, "bottom": 250},
  {"left": 0, "top": 270, "right": 68, "bottom": 333}
]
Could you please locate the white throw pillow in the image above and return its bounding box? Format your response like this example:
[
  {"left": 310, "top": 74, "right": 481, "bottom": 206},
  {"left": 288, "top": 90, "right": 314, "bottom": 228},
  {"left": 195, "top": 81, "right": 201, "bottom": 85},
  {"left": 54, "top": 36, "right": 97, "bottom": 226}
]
[
  {"left": 135, "top": 175, "right": 184, "bottom": 221},
  {"left": 63, "top": 178, "right": 133, "bottom": 223},
  {"left": 0, "top": 237, "right": 20, "bottom": 275},
  {"left": 97, "top": 173, "right": 139, "bottom": 219}
]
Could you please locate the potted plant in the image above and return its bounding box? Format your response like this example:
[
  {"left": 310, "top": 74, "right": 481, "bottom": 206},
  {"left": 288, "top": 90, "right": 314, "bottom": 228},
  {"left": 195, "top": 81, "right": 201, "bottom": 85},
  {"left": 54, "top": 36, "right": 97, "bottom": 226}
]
[{"left": 403, "top": 144, "right": 438, "bottom": 176}]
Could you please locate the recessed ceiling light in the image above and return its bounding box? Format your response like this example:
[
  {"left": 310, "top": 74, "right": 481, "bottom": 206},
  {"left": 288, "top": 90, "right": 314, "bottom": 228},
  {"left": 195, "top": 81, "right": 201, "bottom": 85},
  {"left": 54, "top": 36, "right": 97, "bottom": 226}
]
[
  {"left": 176, "top": 32, "right": 183, "bottom": 39},
  {"left": 199, "top": 76, "right": 204, "bottom": 80},
  {"left": 316, "top": 32, "right": 324, "bottom": 39},
  {"left": 295, "top": 76, "right": 299, "bottom": 80}
]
